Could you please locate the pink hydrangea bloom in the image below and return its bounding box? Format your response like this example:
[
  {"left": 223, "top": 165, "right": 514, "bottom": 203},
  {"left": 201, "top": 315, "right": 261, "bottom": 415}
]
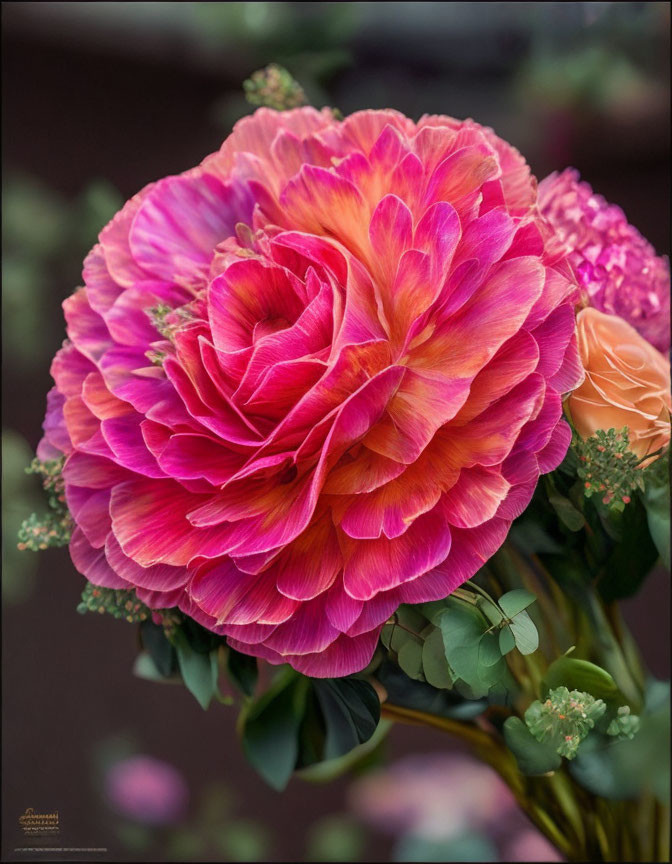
[
  {"left": 105, "top": 755, "right": 188, "bottom": 825},
  {"left": 39, "top": 108, "right": 582, "bottom": 677},
  {"left": 538, "top": 168, "right": 670, "bottom": 353}
]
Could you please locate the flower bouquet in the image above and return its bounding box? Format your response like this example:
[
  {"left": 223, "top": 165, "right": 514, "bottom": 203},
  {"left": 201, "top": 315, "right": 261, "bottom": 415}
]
[{"left": 21, "top": 67, "right": 670, "bottom": 861}]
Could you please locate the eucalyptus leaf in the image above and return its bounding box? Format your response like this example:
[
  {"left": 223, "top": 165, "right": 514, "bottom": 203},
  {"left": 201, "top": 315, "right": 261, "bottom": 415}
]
[
  {"left": 499, "top": 589, "right": 536, "bottom": 619},
  {"left": 397, "top": 638, "right": 425, "bottom": 681},
  {"left": 478, "top": 631, "right": 502, "bottom": 667},
  {"left": 374, "top": 661, "right": 487, "bottom": 720},
  {"left": 503, "top": 717, "right": 562, "bottom": 775},
  {"left": 508, "top": 610, "right": 539, "bottom": 655},
  {"left": 476, "top": 596, "right": 503, "bottom": 626},
  {"left": 499, "top": 626, "right": 515, "bottom": 655},
  {"left": 421, "top": 627, "right": 454, "bottom": 690}
]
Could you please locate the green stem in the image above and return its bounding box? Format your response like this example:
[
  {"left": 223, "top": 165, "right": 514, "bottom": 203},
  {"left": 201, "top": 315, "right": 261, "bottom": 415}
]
[{"left": 585, "top": 589, "right": 644, "bottom": 709}]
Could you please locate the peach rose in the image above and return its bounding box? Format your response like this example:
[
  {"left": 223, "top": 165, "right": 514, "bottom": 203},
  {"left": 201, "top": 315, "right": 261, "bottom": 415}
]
[{"left": 568, "top": 307, "right": 670, "bottom": 461}]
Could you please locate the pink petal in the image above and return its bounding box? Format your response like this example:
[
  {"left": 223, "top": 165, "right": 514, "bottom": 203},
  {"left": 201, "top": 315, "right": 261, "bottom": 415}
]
[
  {"left": 70, "top": 527, "right": 129, "bottom": 588},
  {"left": 342, "top": 507, "right": 452, "bottom": 601}
]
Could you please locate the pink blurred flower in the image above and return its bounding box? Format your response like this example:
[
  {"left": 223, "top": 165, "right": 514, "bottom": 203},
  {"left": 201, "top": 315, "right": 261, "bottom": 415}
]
[
  {"left": 39, "top": 108, "right": 582, "bottom": 676},
  {"left": 538, "top": 168, "right": 670, "bottom": 353},
  {"left": 505, "top": 829, "right": 563, "bottom": 862},
  {"left": 348, "top": 752, "right": 516, "bottom": 840},
  {"left": 105, "top": 755, "right": 189, "bottom": 825}
]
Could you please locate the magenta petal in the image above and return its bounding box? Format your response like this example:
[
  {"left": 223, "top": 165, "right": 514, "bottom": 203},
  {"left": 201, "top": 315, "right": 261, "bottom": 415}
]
[
  {"left": 368, "top": 194, "right": 413, "bottom": 286},
  {"left": 70, "top": 527, "right": 129, "bottom": 588},
  {"left": 279, "top": 628, "right": 382, "bottom": 678},
  {"left": 343, "top": 508, "right": 452, "bottom": 601},
  {"left": 441, "top": 467, "right": 510, "bottom": 529},
  {"left": 189, "top": 559, "right": 298, "bottom": 626},
  {"left": 324, "top": 579, "right": 364, "bottom": 633},
  {"left": 536, "top": 419, "right": 572, "bottom": 473},
  {"left": 532, "top": 304, "right": 577, "bottom": 378},
  {"left": 273, "top": 513, "right": 342, "bottom": 601},
  {"left": 130, "top": 171, "right": 253, "bottom": 289},
  {"left": 105, "top": 534, "right": 189, "bottom": 591},
  {"left": 110, "top": 479, "right": 230, "bottom": 567},
  {"left": 66, "top": 486, "right": 111, "bottom": 548},
  {"left": 63, "top": 289, "right": 113, "bottom": 364},
  {"left": 261, "top": 592, "right": 340, "bottom": 656},
  {"left": 413, "top": 201, "right": 461, "bottom": 284},
  {"left": 398, "top": 517, "right": 509, "bottom": 603}
]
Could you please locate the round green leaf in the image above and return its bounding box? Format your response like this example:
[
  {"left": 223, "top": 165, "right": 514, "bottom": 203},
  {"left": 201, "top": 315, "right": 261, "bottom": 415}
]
[
  {"left": 508, "top": 609, "right": 539, "bottom": 655},
  {"left": 499, "top": 625, "right": 515, "bottom": 655},
  {"left": 478, "top": 631, "right": 502, "bottom": 667},
  {"left": 499, "top": 589, "right": 536, "bottom": 619},
  {"left": 421, "top": 627, "right": 454, "bottom": 689},
  {"left": 398, "top": 638, "right": 424, "bottom": 681}
]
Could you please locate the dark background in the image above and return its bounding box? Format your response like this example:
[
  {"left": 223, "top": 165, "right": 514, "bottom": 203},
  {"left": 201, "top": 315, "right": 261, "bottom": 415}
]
[{"left": 2, "top": 3, "right": 670, "bottom": 862}]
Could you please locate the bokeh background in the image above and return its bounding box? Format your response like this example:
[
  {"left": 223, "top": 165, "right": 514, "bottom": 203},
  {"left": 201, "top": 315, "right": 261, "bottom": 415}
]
[{"left": 2, "top": 3, "right": 670, "bottom": 861}]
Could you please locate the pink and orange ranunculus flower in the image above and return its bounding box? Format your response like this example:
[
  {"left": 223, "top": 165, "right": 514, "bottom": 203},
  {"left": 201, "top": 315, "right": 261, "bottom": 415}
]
[{"left": 39, "top": 108, "right": 583, "bottom": 676}]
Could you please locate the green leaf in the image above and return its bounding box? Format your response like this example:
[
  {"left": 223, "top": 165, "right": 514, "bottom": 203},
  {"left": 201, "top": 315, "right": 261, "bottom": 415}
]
[
  {"left": 397, "top": 638, "right": 424, "bottom": 681},
  {"left": 297, "top": 719, "right": 391, "bottom": 784},
  {"left": 132, "top": 651, "right": 182, "bottom": 684},
  {"left": 503, "top": 717, "right": 561, "bottom": 775},
  {"left": 597, "top": 496, "right": 660, "bottom": 601},
  {"left": 226, "top": 647, "right": 258, "bottom": 697},
  {"left": 643, "top": 465, "right": 670, "bottom": 571},
  {"left": 173, "top": 629, "right": 219, "bottom": 710},
  {"left": 243, "top": 670, "right": 308, "bottom": 790},
  {"left": 312, "top": 678, "right": 380, "bottom": 761},
  {"left": 508, "top": 610, "right": 539, "bottom": 655},
  {"left": 543, "top": 656, "right": 625, "bottom": 707},
  {"left": 499, "top": 589, "right": 536, "bottom": 619},
  {"left": 421, "top": 627, "right": 454, "bottom": 689},
  {"left": 548, "top": 491, "right": 586, "bottom": 531},
  {"left": 478, "top": 631, "right": 502, "bottom": 667},
  {"left": 499, "top": 626, "right": 515, "bottom": 655},
  {"left": 476, "top": 596, "right": 503, "bottom": 626},
  {"left": 140, "top": 619, "right": 178, "bottom": 678},
  {"left": 374, "top": 661, "right": 486, "bottom": 720}
]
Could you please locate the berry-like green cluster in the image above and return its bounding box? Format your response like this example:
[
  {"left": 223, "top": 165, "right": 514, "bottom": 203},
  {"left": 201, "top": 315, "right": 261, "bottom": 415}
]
[
  {"left": 243, "top": 64, "right": 307, "bottom": 111},
  {"left": 606, "top": 704, "right": 641, "bottom": 740},
  {"left": 77, "top": 582, "right": 150, "bottom": 623},
  {"left": 17, "top": 457, "right": 73, "bottom": 550},
  {"left": 574, "top": 427, "right": 644, "bottom": 512},
  {"left": 525, "top": 686, "right": 607, "bottom": 759}
]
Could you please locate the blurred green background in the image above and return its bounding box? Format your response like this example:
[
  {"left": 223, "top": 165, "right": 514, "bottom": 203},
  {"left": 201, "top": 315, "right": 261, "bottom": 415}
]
[{"left": 2, "top": 2, "right": 669, "bottom": 861}]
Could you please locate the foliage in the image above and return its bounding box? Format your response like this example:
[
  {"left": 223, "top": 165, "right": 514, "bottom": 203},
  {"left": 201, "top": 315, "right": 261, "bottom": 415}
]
[
  {"left": 244, "top": 63, "right": 307, "bottom": 110},
  {"left": 77, "top": 583, "right": 150, "bottom": 623},
  {"left": 575, "top": 427, "right": 645, "bottom": 512},
  {"left": 241, "top": 669, "right": 380, "bottom": 790},
  {"left": 17, "top": 457, "right": 73, "bottom": 550}
]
